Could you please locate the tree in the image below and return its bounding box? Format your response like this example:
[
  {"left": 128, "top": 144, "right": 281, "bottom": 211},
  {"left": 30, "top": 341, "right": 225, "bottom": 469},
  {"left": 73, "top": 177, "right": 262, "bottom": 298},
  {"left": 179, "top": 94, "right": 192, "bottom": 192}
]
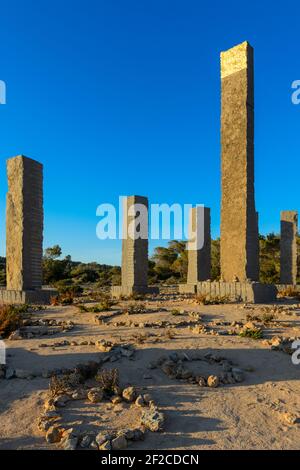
[
  {"left": 151, "top": 240, "right": 188, "bottom": 281},
  {"left": 44, "top": 245, "right": 62, "bottom": 259},
  {"left": 43, "top": 245, "right": 72, "bottom": 284}
]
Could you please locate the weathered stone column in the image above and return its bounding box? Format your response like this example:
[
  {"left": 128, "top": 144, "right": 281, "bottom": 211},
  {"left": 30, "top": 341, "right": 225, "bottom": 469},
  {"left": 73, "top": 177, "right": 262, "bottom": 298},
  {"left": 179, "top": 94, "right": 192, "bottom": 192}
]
[
  {"left": 121, "top": 195, "right": 149, "bottom": 290},
  {"left": 187, "top": 207, "right": 211, "bottom": 284},
  {"left": 280, "top": 211, "right": 298, "bottom": 285},
  {"left": 112, "top": 195, "right": 158, "bottom": 298},
  {"left": 6, "top": 155, "right": 43, "bottom": 290},
  {"left": 220, "top": 41, "right": 259, "bottom": 282},
  {"left": 2, "top": 155, "right": 56, "bottom": 304}
]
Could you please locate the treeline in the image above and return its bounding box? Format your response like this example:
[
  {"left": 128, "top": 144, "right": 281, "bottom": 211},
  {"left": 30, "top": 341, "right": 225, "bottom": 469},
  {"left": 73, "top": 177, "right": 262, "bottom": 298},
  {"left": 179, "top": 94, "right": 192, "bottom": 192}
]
[
  {"left": 149, "top": 234, "right": 300, "bottom": 285},
  {"left": 0, "top": 234, "right": 298, "bottom": 288}
]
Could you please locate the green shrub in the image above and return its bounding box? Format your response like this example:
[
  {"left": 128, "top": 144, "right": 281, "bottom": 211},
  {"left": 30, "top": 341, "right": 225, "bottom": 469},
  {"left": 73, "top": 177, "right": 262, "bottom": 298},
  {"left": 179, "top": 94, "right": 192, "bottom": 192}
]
[{"left": 239, "top": 328, "right": 263, "bottom": 340}]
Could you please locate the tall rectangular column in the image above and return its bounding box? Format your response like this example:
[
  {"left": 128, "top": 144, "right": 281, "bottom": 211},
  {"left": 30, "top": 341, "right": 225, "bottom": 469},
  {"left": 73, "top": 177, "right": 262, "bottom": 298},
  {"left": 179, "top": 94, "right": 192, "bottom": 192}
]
[
  {"left": 121, "top": 195, "right": 149, "bottom": 289},
  {"left": 280, "top": 211, "right": 298, "bottom": 284},
  {"left": 112, "top": 195, "right": 158, "bottom": 298},
  {"left": 220, "top": 41, "right": 259, "bottom": 282},
  {"left": 6, "top": 155, "right": 43, "bottom": 290},
  {"left": 187, "top": 207, "right": 211, "bottom": 284},
  {"left": 1, "top": 155, "right": 56, "bottom": 304}
]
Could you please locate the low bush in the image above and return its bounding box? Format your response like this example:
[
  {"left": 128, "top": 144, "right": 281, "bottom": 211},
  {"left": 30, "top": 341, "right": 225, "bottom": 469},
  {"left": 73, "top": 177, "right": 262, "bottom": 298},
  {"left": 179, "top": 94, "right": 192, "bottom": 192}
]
[
  {"left": 95, "top": 368, "right": 119, "bottom": 396},
  {"left": 0, "top": 304, "right": 27, "bottom": 338}
]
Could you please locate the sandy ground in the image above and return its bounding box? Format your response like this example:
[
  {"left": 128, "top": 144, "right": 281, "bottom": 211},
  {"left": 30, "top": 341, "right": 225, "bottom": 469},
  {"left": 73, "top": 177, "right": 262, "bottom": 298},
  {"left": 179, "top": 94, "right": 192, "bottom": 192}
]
[{"left": 1, "top": 294, "right": 300, "bottom": 450}]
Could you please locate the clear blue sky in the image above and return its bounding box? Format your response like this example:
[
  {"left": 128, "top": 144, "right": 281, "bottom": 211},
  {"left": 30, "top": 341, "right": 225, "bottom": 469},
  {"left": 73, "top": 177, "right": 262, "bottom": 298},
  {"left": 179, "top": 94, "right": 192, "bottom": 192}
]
[{"left": 0, "top": 0, "right": 299, "bottom": 265}]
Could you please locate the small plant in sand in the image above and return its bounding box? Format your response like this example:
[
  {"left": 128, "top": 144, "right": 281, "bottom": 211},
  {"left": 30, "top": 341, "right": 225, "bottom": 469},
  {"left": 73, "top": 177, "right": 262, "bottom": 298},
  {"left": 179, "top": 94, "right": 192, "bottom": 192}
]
[
  {"left": 49, "top": 372, "right": 81, "bottom": 398},
  {"left": 50, "top": 292, "right": 74, "bottom": 306},
  {"left": 77, "top": 304, "right": 104, "bottom": 313},
  {"left": 99, "top": 295, "right": 116, "bottom": 311},
  {"left": 127, "top": 292, "right": 146, "bottom": 301},
  {"left": 278, "top": 287, "right": 299, "bottom": 298},
  {"left": 95, "top": 368, "right": 119, "bottom": 396},
  {"left": 77, "top": 297, "right": 116, "bottom": 313},
  {"left": 194, "top": 294, "right": 230, "bottom": 305},
  {"left": 88, "top": 291, "right": 107, "bottom": 302},
  {"left": 170, "top": 309, "right": 182, "bottom": 316},
  {"left": 132, "top": 332, "right": 150, "bottom": 344},
  {"left": 239, "top": 327, "right": 263, "bottom": 340},
  {"left": 165, "top": 328, "right": 176, "bottom": 340},
  {"left": 125, "top": 302, "right": 146, "bottom": 315},
  {"left": 261, "top": 312, "right": 275, "bottom": 324},
  {"left": 246, "top": 312, "right": 275, "bottom": 324},
  {"left": 58, "top": 285, "right": 84, "bottom": 297},
  {"left": 0, "top": 304, "right": 28, "bottom": 338}
]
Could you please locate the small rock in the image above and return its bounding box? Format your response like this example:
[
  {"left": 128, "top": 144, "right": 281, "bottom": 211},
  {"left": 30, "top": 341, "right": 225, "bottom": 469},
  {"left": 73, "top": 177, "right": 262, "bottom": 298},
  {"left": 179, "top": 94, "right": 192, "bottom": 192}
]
[
  {"left": 44, "top": 398, "right": 56, "bottom": 412},
  {"left": 111, "top": 435, "right": 127, "bottom": 450},
  {"left": 62, "top": 436, "right": 78, "bottom": 450},
  {"left": 280, "top": 412, "right": 298, "bottom": 425},
  {"left": 72, "top": 389, "right": 87, "bottom": 400},
  {"left": 96, "top": 339, "right": 113, "bottom": 352},
  {"left": 226, "top": 373, "right": 236, "bottom": 384},
  {"left": 198, "top": 377, "right": 207, "bottom": 387},
  {"left": 46, "top": 425, "right": 63, "bottom": 444},
  {"left": 161, "top": 361, "right": 176, "bottom": 378},
  {"left": 80, "top": 435, "right": 93, "bottom": 448},
  {"left": 232, "top": 368, "right": 245, "bottom": 383},
  {"left": 132, "top": 428, "right": 145, "bottom": 441},
  {"left": 122, "top": 429, "right": 135, "bottom": 440},
  {"left": 207, "top": 375, "right": 219, "bottom": 388},
  {"left": 53, "top": 394, "right": 69, "bottom": 407},
  {"left": 141, "top": 408, "right": 165, "bottom": 432},
  {"left": 122, "top": 386, "right": 137, "bottom": 402},
  {"left": 143, "top": 393, "right": 152, "bottom": 404},
  {"left": 15, "top": 369, "right": 33, "bottom": 379},
  {"left": 135, "top": 395, "right": 146, "bottom": 407},
  {"left": 9, "top": 330, "right": 23, "bottom": 340},
  {"left": 99, "top": 440, "right": 112, "bottom": 450},
  {"left": 96, "top": 433, "right": 112, "bottom": 446},
  {"left": 87, "top": 388, "right": 104, "bottom": 404},
  {"left": 111, "top": 396, "right": 122, "bottom": 405}
]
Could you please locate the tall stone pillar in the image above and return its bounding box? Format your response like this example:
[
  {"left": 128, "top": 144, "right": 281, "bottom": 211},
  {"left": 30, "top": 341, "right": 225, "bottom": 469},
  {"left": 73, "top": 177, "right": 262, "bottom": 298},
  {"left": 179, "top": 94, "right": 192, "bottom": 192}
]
[
  {"left": 187, "top": 207, "right": 211, "bottom": 284},
  {"left": 121, "top": 195, "right": 149, "bottom": 290},
  {"left": 112, "top": 195, "right": 158, "bottom": 298},
  {"left": 6, "top": 156, "right": 43, "bottom": 290},
  {"left": 220, "top": 41, "right": 259, "bottom": 282},
  {"left": 280, "top": 211, "right": 298, "bottom": 285},
  {"left": 2, "top": 155, "right": 56, "bottom": 304}
]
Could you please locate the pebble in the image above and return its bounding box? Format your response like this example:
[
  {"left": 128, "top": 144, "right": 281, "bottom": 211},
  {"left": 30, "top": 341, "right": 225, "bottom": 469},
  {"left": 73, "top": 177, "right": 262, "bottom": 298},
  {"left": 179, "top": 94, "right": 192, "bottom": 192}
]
[
  {"left": 96, "top": 433, "right": 112, "bottom": 446},
  {"left": 80, "top": 435, "right": 93, "bottom": 448},
  {"left": 231, "top": 368, "right": 245, "bottom": 383},
  {"left": 280, "top": 412, "right": 298, "bottom": 425},
  {"left": 198, "top": 377, "right": 207, "bottom": 387},
  {"left": 46, "top": 425, "right": 63, "bottom": 444},
  {"left": 111, "top": 435, "right": 127, "bottom": 450},
  {"left": 62, "top": 436, "right": 78, "bottom": 450},
  {"left": 87, "top": 388, "right": 104, "bottom": 403},
  {"left": 207, "top": 375, "right": 219, "bottom": 388},
  {"left": 135, "top": 395, "right": 146, "bottom": 407},
  {"left": 122, "top": 386, "right": 137, "bottom": 402},
  {"left": 141, "top": 408, "right": 165, "bottom": 432},
  {"left": 99, "top": 440, "right": 112, "bottom": 450}
]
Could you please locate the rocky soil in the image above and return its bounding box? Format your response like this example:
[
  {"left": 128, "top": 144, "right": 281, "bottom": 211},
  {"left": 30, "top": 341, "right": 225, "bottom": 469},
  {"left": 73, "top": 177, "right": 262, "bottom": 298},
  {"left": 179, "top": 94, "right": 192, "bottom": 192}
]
[{"left": 1, "top": 292, "right": 300, "bottom": 450}]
